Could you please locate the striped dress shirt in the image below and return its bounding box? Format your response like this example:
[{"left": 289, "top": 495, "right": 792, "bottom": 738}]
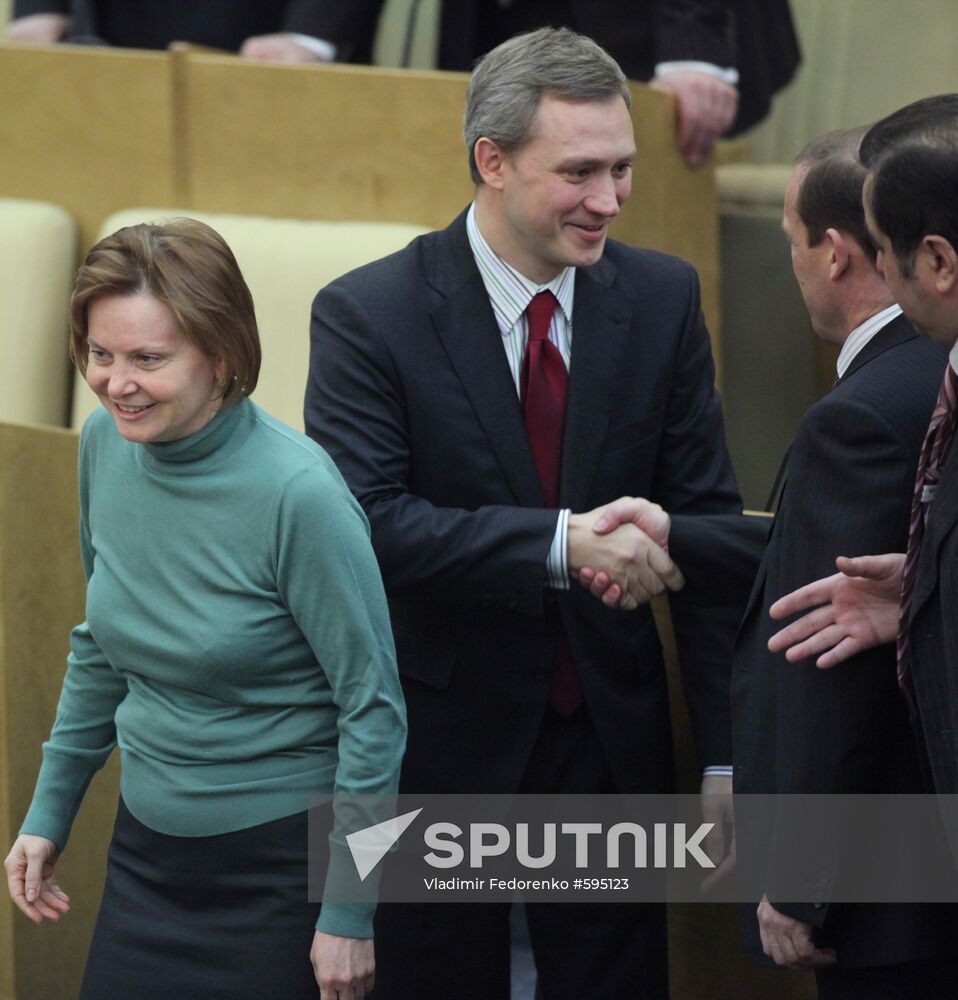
[{"left": 466, "top": 203, "right": 572, "bottom": 589}]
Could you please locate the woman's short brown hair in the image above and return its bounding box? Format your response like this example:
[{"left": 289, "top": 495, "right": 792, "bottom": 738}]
[{"left": 70, "top": 218, "right": 261, "bottom": 406}]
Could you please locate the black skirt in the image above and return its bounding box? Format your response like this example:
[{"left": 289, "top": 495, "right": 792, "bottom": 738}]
[{"left": 80, "top": 798, "right": 328, "bottom": 1000}]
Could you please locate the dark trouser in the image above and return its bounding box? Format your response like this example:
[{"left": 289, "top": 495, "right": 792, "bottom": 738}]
[
  {"left": 373, "top": 707, "right": 669, "bottom": 1000},
  {"left": 815, "top": 959, "right": 958, "bottom": 1000}
]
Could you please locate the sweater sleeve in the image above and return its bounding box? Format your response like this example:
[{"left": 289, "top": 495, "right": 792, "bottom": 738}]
[
  {"left": 274, "top": 457, "right": 407, "bottom": 938},
  {"left": 20, "top": 419, "right": 127, "bottom": 850}
]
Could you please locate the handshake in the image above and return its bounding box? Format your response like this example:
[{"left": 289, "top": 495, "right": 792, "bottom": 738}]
[{"left": 568, "top": 497, "right": 684, "bottom": 610}]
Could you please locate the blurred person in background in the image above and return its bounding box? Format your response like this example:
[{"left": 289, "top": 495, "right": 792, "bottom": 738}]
[
  {"left": 307, "top": 0, "right": 800, "bottom": 165},
  {"left": 3, "top": 0, "right": 336, "bottom": 63}
]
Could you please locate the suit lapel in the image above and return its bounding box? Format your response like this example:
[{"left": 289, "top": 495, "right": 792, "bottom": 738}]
[
  {"left": 560, "top": 257, "right": 633, "bottom": 512},
  {"left": 840, "top": 313, "right": 918, "bottom": 383},
  {"left": 910, "top": 444, "right": 958, "bottom": 622},
  {"left": 744, "top": 317, "right": 920, "bottom": 630},
  {"left": 426, "top": 213, "right": 545, "bottom": 507}
]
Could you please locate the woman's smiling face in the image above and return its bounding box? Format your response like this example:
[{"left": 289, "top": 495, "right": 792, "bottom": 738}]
[{"left": 85, "top": 292, "right": 223, "bottom": 444}]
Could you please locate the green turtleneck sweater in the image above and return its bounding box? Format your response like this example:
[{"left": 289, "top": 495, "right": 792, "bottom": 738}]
[{"left": 21, "top": 399, "right": 406, "bottom": 938}]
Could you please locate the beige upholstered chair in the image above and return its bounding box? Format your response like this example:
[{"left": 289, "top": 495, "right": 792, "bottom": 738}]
[
  {"left": 72, "top": 209, "right": 430, "bottom": 432},
  {"left": 0, "top": 198, "right": 76, "bottom": 427}
]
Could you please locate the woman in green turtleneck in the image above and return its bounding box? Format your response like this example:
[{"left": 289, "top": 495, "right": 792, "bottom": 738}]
[{"left": 3, "top": 218, "right": 406, "bottom": 1000}]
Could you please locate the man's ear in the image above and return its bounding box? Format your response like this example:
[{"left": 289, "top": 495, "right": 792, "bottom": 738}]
[
  {"left": 473, "top": 137, "right": 508, "bottom": 190},
  {"left": 824, "top": 227, "right": 850, "bottom": 281},
  {"left": 920, "top": 234, "right": 958, "bottom": 294}
]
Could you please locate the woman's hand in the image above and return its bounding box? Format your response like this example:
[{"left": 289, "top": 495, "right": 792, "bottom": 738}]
[
  {"left": 4, "top": 834, "right": 71, "bottom": 924},
  {"left": 310, "top": 931, "right": 375, "bottom": 999}
]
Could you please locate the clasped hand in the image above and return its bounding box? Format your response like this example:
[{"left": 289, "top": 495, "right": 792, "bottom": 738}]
[{"left": 569, "top": 497, "right": 683, "bottom": 610}]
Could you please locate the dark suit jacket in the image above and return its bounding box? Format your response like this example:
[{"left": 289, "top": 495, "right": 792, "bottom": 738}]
[
  {"left": 308, "top": 0, "right": 799, "bottom": 133},
  {"left": 13, "top": 0, "right": 327, "bottom": 51},
  {"left": 305, "top": 210, "right": 740, "bottom": 796},
  {"left": 907, "top": 356, "right": 958, "bottom": 852},
  {"left": 673, "top": 317, "right": 954, "bottom": 967}
]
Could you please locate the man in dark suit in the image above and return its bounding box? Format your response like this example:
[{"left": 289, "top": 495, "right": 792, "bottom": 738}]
[
  {"left": 305, "top": 26, "right": 740, "bottom": 1000},
  {"left": 769, "top": 95, "right": 958, "bottom": 855},
  {"left": 302, "top": 0, "right": 800, "bottom": 165},
  {"left": 4, "top": 0, "right": 332, "bottom": 61},
  {"left": 582, "top": 127, "right": 958, "bottom": 998},
  {"left": 724, "top": 128, "right": 958, "bottom": 1000}
]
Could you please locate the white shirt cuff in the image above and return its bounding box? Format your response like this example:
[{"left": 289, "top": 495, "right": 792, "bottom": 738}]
[
  {"left": 287, "top": 33, "right": 337, "bottom": 61},
  {"left": 546, "top": 509, "right": 570, "bottom": 590},
  {"left": 703, "top": 765, "right": 733, "bottom": 777},
  {"left": 654, "top": 60, "right": 739, "bottom": 86}
]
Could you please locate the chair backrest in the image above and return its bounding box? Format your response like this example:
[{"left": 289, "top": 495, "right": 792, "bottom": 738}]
[
  {"left": 72, "top": 208, "right": 430, "bottom": 431},
  {"left": 0, "top": 198, "right": 76, "bottom": 427}
]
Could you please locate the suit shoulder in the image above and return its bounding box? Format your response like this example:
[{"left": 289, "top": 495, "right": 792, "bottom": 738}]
[
  {"left": 800, "top": 336, "right": 945, "bottom": 447},
  {"left": 594, "top": 242, "right": 706, "bottom": 338},
  {"left": 603, "top": 239, "right": 696, "bottom": 276},
  {"left": 838, "top": 334, "right": 947, "bottom": 411},
  {"left": 316, "top": 228, "right": 437, "bottom": 302}
]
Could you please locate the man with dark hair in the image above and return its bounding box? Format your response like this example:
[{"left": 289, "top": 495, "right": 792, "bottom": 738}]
[
  {"left": 306, "top": 25, "right": 740, "bottom": 1000},
  {"left": 731, "top": 127, "right": 957, "bottom": 999},
  {"left": 584, "top": 127, "right": 957, "bottom": 998},
  {"left": 770, "top": 95, "right": 958, "bottom": 847}
]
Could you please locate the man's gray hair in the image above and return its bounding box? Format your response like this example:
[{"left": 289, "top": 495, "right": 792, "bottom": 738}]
[{"left": 464, "top": 27, "right": 631, "bottom": 185}]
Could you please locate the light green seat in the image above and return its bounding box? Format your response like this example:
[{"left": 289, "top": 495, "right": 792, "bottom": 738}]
[{"left": 0, "top": 198, "right": 76, "bottom": 427}]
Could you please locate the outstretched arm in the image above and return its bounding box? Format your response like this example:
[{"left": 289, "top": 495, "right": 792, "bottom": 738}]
[
  {"left": 576, "top": 497, "right": 766, "bottom": 608},
  {"left": 767, "top": 553, "right": 904, "bottom": 668}
]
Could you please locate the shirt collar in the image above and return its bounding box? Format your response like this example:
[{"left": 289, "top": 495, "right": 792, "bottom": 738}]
[
  {"left": 836, "top": 304, "right": 903, "bottom": 378},
  {"left": 466, "top": 203, "right": 575, "bottom": 336}
]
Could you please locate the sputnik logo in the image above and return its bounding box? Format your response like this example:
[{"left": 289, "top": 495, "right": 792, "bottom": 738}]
[{"left": 346, "top": 808, "right": 423, "bottom": 881}]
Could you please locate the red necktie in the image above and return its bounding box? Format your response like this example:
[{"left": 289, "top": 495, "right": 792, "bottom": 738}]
[
  {"left": 898, "top": 362, "right": 958, "bottom": 709},
  {"left": 520, "top": 291, "right": 581, "bottom": 715},
  {"left": 521, "top": 291, "right": 566, "bottom": 505}
]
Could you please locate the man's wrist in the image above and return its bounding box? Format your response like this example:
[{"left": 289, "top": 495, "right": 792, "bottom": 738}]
[
  {"left": 287, "top": 32, "right": 337, "bottom": 60},
  {"left": 546, "top": 508, "right": 570, "bottom": 590},
  {"left": 703, "top": 765, "right": 732, "bottom": 777}
]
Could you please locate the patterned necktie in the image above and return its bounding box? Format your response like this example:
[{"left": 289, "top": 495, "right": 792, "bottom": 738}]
[
  {"left": 897, "top": 362, "right": 958, "bottom": 704},
  {"left": 519, "top": 291, "right": 581, "bottom": 715}
]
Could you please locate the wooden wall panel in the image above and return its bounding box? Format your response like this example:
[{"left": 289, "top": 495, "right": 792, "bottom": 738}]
[
  {"left": 0, "top": 43, "right": 178, "bottom": 252},
  {"left": 624, "top": 86, "right": 721, "bottom": 360},
  {"left": 0, "top": 423, "right": 119, "bottom": 1000},
  {"left": 179, "top": 57, "right": 475, "bottom": 227}
]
